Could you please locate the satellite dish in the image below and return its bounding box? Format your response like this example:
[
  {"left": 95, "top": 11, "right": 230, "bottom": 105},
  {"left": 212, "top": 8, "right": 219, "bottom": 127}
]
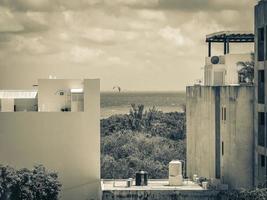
[{"left": 211, "top": 56, "right": 220, "bottom": 64}]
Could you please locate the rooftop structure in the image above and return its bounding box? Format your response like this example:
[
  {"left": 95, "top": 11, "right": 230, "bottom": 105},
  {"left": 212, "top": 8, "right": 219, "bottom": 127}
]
[
  {"left": 204, "top": 31, "right": 254, "bottom": 86},
  {"left": 206, "top": 31, "right": 254, "bottom": 56},
  {"left": 101, "top": 179, "right": 203, "bottom": 191},
  {"left": 101, "top": 179, "right": 219, "bottom": 200}
]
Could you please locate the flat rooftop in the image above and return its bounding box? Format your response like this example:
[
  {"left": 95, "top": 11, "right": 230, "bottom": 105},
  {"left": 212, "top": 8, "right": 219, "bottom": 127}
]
[{"left": 101, "top": 179, "right": 204, "bottom": 191}]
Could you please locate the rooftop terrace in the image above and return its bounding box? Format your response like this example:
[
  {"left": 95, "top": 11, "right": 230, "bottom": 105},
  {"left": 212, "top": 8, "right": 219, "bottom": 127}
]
[{"left": 101, "top": 179, "right": 204, "bottom": 191}]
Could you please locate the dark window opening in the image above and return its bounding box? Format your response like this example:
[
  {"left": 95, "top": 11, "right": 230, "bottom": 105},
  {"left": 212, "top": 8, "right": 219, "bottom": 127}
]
[
  {"left": 266, "top": 26, "right": 267, "bottom": 59},
  {"left": 258, "top": 27, "right": 264, "bottom": 61},
  {"left": 261, "top": 155, "right": 265, "bottom": 167},
  {"left": 258, "top": 70, "right": 265, "bottom": 104},
  {"left": 258, "top": 112, "right": 265, "bottom": 147},
  {"left": 222, "top": 141, "right": 224, "bottom": 156},
  {"left": 221, "top": 106, "right": 226, "bottom": 121}
]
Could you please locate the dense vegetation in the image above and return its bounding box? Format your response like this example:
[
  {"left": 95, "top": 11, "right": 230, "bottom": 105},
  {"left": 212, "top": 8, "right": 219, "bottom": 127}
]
[
  {"left": 218, "top": 188, "right": 267, "bottom": 200},
  {"left": 101, "top": 104, "right": 186, "bottom": 179},
  {"left": 0, "top": 165, "right": 61, "bottom": 200}
]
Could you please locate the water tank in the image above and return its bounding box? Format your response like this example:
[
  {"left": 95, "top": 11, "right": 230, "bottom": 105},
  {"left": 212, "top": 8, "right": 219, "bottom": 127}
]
[
  {"left": 169, "top": 160, "right": 183, "bottom": 186},
  {"left": 135, "top": 171, "right": 148, "bottom": 186}
]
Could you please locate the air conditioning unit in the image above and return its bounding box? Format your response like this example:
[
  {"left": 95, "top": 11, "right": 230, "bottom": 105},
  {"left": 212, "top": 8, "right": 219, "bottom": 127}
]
[{"left": 206, "top": 56, "right": 225, "bottom": 65}]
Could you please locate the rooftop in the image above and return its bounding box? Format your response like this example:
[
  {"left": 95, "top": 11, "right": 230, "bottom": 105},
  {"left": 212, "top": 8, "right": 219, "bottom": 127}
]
[
  {"left": 206, "top": 31, "right": 254, "bottom": 43},
  {"left": 101, "top": 179, "right": 204, "bottom": 191}
]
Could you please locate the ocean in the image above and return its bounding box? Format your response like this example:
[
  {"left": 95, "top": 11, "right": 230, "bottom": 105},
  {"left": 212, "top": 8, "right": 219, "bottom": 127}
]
[{"left": 100, "top": 91, "right": 186, "bottom": 118}]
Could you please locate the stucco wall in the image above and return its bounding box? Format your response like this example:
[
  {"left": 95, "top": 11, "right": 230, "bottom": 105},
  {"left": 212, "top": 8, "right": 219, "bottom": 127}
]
[
  {"left": 186, "top": 86, "right": 254, "bottom": 189},
  {"left": 0, "top": 79, "right": 100, "bottom": 200},
  {"left": 186, "top": 86, "right": 216, "bottom": 179},
  {"left": 220, "top": 86, "right": 254, "bottom": 189},
  {"left": 38, "top": 79, "right": 84, "bottom": 112}
]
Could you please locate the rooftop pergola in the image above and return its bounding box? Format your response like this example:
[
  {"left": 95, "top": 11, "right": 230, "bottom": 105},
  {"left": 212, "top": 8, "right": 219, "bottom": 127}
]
[{"left": 206, "top": 31, "right": 254, "bottom": 57}]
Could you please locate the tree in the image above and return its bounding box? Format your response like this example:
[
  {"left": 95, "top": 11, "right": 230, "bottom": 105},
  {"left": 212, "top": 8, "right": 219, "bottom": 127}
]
[{"left": 237, "top": 53, "right": 255, "bottom": 84}]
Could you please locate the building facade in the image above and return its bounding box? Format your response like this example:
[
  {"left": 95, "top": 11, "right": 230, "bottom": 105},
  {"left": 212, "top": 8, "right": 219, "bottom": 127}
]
[
  {"left": 186, "top": 32, "right": 255, "bottom": 189},
  {"left": 0, "top": 79, "right": 100, "bottom": 200},
  {"left": 255, "top": 0, "right": 267, "bottom": 187}
]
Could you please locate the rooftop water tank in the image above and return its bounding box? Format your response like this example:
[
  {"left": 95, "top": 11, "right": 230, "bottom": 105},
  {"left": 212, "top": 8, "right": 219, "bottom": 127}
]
[
  {"left": 135, "top": 171, "right": 148, "bottom": 186},
  {"left": 169, "top": 160, "right": 183, "bottom": 186}
]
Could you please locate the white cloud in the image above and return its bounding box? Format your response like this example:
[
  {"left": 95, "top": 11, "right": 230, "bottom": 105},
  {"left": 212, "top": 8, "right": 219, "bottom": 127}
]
[
  {"left": 0, "top": 7, "right": 24, "bottom": 32},
  {"left": 158, "top": 26, "right": 188, "bottom": 47},
  {"left": 70, "top": 46, "right": 104, "bottom": 63},
  {"left": 137, "top": 10, "right": 166, "bottom": 21},
  {"left": 13, "top": 36, "right": 48, "bottom": 54}
]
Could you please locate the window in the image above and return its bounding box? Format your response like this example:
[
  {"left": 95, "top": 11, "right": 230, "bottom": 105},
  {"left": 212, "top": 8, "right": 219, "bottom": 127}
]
[
  {"left": 261, "top": 155, "right": 265, "bottom": 167},
  {"left": 258, "top": 112, "right": 265, "bottom": 147},
  {"left": 224, "top": 107, "right": 226, "bottom": 121},
  {"left": 222, "top": 141, "right": 224, "bottom": 156},
  {"left": 266, "top": 26, "right": 267, "bottom": 59},
  {"left": 258, "top": 70, "right": 265, "bottom": 104},
  {"left": 258, "top": 27, "right": 264, "bottom": 61},
  {"left": 221, "top": 106, "right": 226, "bottom": 121}
]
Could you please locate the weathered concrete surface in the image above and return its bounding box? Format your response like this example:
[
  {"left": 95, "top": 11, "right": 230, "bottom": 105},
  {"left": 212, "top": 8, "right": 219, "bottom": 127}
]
[
  {"left": 254, "top": 0, "right": 267, "bottom": 187},
  {"left": 101, "top": 180, "right": 219, "bottom": 200},
  {"left": 186, "top": 86, "right": 254, "bottom": 189},
  {"left": 102, "top": 190, "right": 219, "bottom": 200}
]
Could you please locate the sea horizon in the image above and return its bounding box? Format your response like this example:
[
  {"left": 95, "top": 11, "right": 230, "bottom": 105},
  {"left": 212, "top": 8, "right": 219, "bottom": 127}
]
[{"left": 100, "top": 91, "right": 186, "bottom": 118}]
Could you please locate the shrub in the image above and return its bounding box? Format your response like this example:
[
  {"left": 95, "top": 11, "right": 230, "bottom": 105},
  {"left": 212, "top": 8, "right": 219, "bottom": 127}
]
[{"left": 0, "top": 165, "right": 61, "bottom": 200}]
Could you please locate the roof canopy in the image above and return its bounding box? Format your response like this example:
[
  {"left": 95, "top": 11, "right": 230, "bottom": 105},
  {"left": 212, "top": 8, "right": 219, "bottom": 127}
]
[
  {"left": 0, "top": 90, "right": 37, "bottom": 99},
  {"left": 206, "top": 31, "right": 254, "bottom": 43}
]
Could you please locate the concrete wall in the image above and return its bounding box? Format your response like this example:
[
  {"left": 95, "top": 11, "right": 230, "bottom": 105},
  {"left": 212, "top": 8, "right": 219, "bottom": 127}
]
[
  {"left": 254, "top": 0, "right": 267, "bottom": 187},
  {"left": 186, "top": 86, "right": 216, "bottom": 179},
  {"left": 186, "top": 86, "right": 254, "bottom": 189},
  {"left": 38, "top": 79, "right": 83, "bottom": 112},
  {"left": 102, "top": 190, "right": 219, "bottom": 200},
  {"left": 220, "top": 86, "right": 254, "bottom": 189},
  {"left": 204, "top": 54, "right": 252, "bottom": 86},
  {"left": 0, "top": 79, "right": 100, "bottom": 200}
]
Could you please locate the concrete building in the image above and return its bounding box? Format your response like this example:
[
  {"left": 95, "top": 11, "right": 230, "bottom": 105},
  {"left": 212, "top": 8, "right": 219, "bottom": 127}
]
[
  {"left": 0, "top": 79, "right": 100, "bottom": 200},
  {"left": 186, "top": 32, "right": 255, "bottom": 189},
  {"left": 254, "top": 0, "right": 267, "bottom": 186}
]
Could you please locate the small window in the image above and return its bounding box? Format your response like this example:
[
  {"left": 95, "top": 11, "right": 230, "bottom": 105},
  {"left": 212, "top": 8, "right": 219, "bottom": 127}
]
[
  {"left": 222, "top": 141, "right": 224, "bottom": 156},
  {"left": 258, "top": 70, "right": 265, "bottom": 104},
  {"left": 258, "top": 112, "right": 265, "bottom": 147},
  {"left": 258, "top": 27, "right": 264, "bottom": 61},
  {"left": 261, "top": 155, "right": 265, "bottom": 167},
  {"left": 221, "top": 106, "right": 226, "bottom": 121},
  {"left": 266, "top": 26, "right": 267, "bottom": 59}
]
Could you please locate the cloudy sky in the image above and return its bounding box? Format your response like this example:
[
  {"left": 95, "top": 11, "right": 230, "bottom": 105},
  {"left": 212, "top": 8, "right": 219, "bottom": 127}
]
[{"left": 0, "top": 0, "right": 257, "bottom": 91}]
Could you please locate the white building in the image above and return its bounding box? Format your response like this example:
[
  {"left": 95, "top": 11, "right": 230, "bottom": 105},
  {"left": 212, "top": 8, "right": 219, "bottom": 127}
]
[
  {"left": 186, "top": 32, "right": 255, "bottom": 189},
  {"left": 0, "top": 78, "right": 100, "bottom": 200}
]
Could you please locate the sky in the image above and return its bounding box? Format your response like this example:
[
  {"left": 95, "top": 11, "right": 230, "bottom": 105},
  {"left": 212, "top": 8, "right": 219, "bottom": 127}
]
[{"left": 0, "top": 0, "right": 257, "bottom": 91}]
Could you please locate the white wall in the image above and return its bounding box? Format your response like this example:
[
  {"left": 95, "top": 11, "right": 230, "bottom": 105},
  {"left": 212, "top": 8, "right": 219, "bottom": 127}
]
[
  {"left": 224, "top": 54, "right": 252, "bottom": 85},
  {"left": 204, "top": 53, "right": 252, "bottom": 86},
  {"left": 1, "top": 99, "right": 14, "bottom": 112},
  {"left": 0, "top": 79, "right": 100, "bottom": 200},
  {"left": 38, "top": 79, "right": 83, "bottom": 112}
]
